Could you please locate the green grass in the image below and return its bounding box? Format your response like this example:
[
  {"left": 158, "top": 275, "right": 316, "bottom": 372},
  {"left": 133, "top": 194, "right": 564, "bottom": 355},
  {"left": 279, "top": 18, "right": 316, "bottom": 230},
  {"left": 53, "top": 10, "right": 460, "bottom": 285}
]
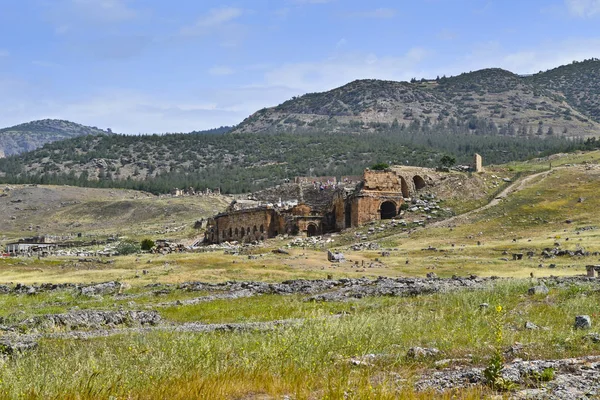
[{"left": 1, "top": 281, "right": 600, "bottom": 398}]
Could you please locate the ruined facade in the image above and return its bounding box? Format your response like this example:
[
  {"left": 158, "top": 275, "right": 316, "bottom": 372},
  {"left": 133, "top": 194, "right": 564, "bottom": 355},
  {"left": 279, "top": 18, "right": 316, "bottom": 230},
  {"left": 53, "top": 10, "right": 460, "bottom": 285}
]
[{"left": 205, "top": 166, "right": 437, "bottom": 244}]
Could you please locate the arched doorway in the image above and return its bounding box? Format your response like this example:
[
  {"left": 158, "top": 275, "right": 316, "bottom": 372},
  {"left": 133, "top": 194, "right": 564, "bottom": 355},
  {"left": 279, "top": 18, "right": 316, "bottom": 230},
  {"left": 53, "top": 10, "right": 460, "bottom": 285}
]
[
  {"left": 400, "top": 177, "right": 410, "bottom": 198},
  {"left": 380, "top": 201, "right": 397, "bottom": 220},
  {"left": 345, "top": 202, "right": 352, "bottom": 228},
  {"left": 307, "top": 224, "right": 318, "bottom": 237},
  {"left": 413, "top": 175, "right": 426, "bottom": 190}
]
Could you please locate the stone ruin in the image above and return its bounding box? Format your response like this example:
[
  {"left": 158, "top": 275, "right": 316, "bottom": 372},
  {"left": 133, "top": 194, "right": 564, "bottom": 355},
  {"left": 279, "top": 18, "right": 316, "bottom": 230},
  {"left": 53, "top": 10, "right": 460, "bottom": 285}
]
[{"left": 204, "top": 166, "right": 442, "bottom": 244}]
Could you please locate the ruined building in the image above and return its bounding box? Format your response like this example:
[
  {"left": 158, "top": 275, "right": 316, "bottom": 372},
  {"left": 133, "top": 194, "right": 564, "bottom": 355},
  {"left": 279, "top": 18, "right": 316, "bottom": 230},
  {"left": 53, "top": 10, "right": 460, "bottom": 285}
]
[{"left": 205, "top": 166, "right": 437, "bottom": 244}]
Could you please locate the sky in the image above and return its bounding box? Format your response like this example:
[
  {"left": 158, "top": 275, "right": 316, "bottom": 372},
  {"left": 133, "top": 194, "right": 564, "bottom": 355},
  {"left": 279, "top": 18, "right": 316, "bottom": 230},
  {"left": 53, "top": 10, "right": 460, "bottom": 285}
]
[{"left": 1, "top": 0, "right": 600, "bottom": 134}]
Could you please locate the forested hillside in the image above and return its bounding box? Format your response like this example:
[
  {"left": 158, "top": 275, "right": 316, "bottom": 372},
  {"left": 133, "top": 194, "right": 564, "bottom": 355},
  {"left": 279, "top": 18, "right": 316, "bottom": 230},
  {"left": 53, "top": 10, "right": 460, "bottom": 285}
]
[{"left": 0, "top": 124, "right": 593, "bottom": 194}]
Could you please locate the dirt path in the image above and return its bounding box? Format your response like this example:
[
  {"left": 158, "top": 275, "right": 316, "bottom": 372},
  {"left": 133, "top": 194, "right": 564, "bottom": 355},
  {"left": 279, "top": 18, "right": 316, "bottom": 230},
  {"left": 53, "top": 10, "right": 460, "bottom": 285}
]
[{"left": 431, "top": 169, "right": 554, "bottom": 228}]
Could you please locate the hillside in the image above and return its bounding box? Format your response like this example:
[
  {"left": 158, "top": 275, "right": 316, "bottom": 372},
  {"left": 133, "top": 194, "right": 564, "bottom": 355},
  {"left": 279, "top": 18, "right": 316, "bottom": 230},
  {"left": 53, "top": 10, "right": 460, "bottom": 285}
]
[
  {"left": 0, "top": 119, "right": 113, "bottom": 157},
  {"left": 0, "top": 184, "right": 230, "bottom": 243},
  {"left": 0, "top": 130, "right": 590, "bottom": 194},
  {"left": 233, "top": 60, "right": 600, "bottom": 137}
]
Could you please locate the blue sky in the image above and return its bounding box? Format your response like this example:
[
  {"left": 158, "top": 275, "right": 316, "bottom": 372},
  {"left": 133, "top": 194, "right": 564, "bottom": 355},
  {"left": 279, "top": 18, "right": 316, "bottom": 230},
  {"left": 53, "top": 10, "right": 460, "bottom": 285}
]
[{"left": 1, "top": 0, "right": 599, "bottom": 134}]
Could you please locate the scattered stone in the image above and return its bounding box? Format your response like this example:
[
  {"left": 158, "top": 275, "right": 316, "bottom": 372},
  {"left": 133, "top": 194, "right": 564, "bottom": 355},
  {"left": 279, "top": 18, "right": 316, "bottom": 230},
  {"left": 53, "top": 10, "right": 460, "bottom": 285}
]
[
  {"left": 407, "top": 347, "right": 441, "bottom": 359},
  {"left": 79, "top": 281, "right": 124, "bottom": 296},
  {"left": 18, "top": 310, "right": 161, "bottom": 332},
  {"left": 525, "top": 321, "right": 539, "bottom": 330},
  {"left": 327, "top": 251, "right": 345, "bottom": 263},
  {"left": 575, "top": 315, "right": 591, "bottom": 330},
  {"left": 479, "top": 303, "right": 489, "bottom": 309},
  {"left": 583, "top": 333, "right": 600, "bottom": 343},
  {"left": 0, "top": 337, "right": 38, "bottom": 354},
  {"left": 528, "top": 285, "right": 549, "bottom": 295}
]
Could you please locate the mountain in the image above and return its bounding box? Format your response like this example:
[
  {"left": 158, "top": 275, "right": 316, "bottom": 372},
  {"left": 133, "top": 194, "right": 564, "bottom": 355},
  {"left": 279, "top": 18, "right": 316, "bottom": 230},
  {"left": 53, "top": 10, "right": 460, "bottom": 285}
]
[
  {"left": 2, "top": 60, "right": 600, "bottom": 194},
  {"left": 0, "top": 119, "right": 112, "bottom": 157},
  {"left": 233, "top": 60, "right": 600, "bottom": 137}
]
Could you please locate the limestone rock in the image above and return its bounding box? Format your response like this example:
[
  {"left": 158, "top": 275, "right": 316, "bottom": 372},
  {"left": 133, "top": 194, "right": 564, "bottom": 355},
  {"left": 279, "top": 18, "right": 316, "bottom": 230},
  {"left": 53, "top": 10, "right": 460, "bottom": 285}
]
[{"left": 575, "top": 315, "right": 591, "bottom": 329}]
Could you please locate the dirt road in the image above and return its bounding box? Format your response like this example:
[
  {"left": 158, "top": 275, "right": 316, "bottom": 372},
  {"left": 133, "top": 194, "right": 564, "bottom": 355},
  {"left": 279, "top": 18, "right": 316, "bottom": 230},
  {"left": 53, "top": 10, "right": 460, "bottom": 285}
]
[{"left": 431, "top": 168, "right": 553, "bottom": 228}]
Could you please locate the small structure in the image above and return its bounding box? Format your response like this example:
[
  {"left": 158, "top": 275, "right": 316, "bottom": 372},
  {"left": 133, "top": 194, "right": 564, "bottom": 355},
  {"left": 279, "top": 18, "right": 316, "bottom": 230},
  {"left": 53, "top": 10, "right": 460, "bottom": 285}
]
[
  {"left": 5, "top": 240, "right": 58, "bottom": 256},
  {"left": 473, "top": 153, "right": 483, "bottom": 172},
  {"left": 586, "top": 265, "right": 600, "bottom": 277}
]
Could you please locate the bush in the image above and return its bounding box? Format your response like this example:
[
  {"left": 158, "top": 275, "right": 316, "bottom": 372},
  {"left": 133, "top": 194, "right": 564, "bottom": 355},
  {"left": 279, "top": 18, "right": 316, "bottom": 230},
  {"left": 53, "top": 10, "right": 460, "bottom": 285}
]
[
  {"left": 116, "top": 240, "right": 141, "bottom": 255},
  {"left": 140, "top": 239, "right": 155, "bottom": 251},
  {"left": 370, "top": 163, "right": 390, "bottom": 171}
]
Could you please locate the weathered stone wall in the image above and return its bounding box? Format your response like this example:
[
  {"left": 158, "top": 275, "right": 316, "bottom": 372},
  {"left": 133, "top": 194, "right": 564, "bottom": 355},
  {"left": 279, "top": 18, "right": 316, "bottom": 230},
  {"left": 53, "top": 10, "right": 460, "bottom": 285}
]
[
  {"left": 354, "top": 194, "right": 401, "bottom": 226},
  {"left": 294, "top": 176, "right": 337, "bottom": 184},
  {"left": 363, "top": 170, "right": 401, "bottom": 191},
  {"left": 332, "top": 191, "right": 347, "bottom": 231},
  {"left": 295, "top": 216, "right": 324, "bottom": 236},
  {"left": 211, "top": 209, "right": 276, "bottom": 243}
]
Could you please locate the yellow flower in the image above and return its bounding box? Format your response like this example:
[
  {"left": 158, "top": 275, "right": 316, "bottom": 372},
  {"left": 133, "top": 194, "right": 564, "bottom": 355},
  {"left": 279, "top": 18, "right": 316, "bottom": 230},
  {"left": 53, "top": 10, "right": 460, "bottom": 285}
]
[{"left": 496, "top": 305, "right": 503, "bottom": 312}]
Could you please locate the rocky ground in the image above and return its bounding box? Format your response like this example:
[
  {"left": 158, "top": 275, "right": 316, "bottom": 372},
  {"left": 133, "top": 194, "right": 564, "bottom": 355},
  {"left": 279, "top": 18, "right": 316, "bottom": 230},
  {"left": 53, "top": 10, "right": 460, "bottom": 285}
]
[
  {"left": 413, "top": 355, "right": 600, "bottom": 399},
  {"left": 3, "top": 275, "right": 600, "bottom": 397}
]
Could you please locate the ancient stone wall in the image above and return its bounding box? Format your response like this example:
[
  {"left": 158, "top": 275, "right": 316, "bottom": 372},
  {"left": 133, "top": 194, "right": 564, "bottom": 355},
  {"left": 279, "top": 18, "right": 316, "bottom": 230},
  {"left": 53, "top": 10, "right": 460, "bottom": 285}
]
[
  {"left": 210, "top": 209, "right": 276, "bottom": 243},
  {"left": 294, "top": 176, "right": 337, "bottom": 184},
  {"left": 353, "top": 195, "right": 401, "bottom": 226},
  {"left": 363, "top": 170, "right": 401, "bottom": 191}
]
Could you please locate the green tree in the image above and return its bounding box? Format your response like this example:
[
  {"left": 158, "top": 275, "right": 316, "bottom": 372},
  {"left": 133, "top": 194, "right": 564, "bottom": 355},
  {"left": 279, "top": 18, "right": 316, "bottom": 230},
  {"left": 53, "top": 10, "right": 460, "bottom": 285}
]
[
  {"left": 140, "top": 239, "right": 155, "bottom": 251},
  {"left": 439, "top": 155, "right": 456, "bottom": 168}
]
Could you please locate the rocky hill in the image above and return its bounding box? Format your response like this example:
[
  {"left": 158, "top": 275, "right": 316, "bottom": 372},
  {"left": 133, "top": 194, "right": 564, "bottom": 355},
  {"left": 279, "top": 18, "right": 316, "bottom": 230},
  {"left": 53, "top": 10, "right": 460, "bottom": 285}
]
[
  {"left": 233, "top": 60, "right": 600, "bottom": 137},
  {"left": 0, "top": 119, "right": 112, "bottom": 157}
]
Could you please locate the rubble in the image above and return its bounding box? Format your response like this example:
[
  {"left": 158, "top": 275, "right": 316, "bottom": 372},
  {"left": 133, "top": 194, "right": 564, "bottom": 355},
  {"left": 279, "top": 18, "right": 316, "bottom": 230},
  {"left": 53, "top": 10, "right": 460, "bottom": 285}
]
[
  {"left": 413, "top": 355, "right": 600, "bottom": 399},
  {"left": 17, "top": 310, "right": 161, "bottom": 332}
]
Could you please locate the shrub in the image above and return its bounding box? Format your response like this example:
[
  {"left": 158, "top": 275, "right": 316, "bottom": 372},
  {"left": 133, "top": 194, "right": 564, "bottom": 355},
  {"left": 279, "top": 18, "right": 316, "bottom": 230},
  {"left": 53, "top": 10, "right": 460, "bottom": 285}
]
[
  {"left": 140, "top": 239, "right": 155, "bottom": 251},
  {"left": 116, "top": 240, "right": 141, "bottom": 255}
]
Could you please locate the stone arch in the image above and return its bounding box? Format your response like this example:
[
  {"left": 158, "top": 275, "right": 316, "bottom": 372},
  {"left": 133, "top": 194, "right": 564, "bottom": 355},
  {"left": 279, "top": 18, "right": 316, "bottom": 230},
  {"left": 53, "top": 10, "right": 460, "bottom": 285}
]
[
  {"left": 229, "top": 228, "right": 233, "bottom": 238},
  {"left": 413, "top": 175, "right": 426, "bottom": 191},
  {"left": 253, "top": 225, "right": 257, "bottom": 233},
  {"left": 307, "top": 224, "right": 318, "bottom": 237},
  {"left": 260, "top": 224, "right": 264, "bottom": 233},
  {"left": 240, "top": 227, "right": 245, "bottom": 237},
  {"left": 380, "top": 201, "right": 397, "bottom": 220},
  {"left": 400, "top": 176, "right": 410, "bottom": 198},
  {"left": 235, "top": 227, "right": 239, "bottom": 237}
]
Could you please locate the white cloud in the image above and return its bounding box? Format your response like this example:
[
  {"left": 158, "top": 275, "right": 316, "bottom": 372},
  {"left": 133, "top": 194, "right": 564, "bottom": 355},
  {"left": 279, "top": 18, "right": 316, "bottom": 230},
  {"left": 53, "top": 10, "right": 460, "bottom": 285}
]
[
  {"left": 262, "top": 48, "right": 431, "bottom": 93},
  {"left": 456, "top": 38, "right": 600, "bottom": 75},
  {"left": 208, "top": 66, "right": 235, "bottom": 76},
  {"left": 344, "top": 8, "right": 398, "bottom": 19},
  {"left": 335, "top": 38, "right": 347, "bottom": 49},
  {"left": 69, "top": 0, "right": 138, "bottom": 22},
  {"left": 180, "top": 7, "right": 243, "bottom": 35},
  {"left": 565, "top": 0, "right": 600, "bottom": 17}
]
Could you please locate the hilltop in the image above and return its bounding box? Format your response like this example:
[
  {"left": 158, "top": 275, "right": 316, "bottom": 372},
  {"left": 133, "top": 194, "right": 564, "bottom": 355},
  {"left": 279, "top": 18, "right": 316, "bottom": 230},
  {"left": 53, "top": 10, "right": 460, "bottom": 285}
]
[
  {"left": 0, "top": 119, "right": 113, "bottom": 157},
  {"left": 233, "top": 60, "right": 600, "bottom": 137}
]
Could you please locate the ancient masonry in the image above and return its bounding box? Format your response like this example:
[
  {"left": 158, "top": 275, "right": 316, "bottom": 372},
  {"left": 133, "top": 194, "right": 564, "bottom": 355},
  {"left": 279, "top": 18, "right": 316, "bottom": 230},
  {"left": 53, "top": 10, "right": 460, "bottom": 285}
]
[
  {"left": 473, "top": 153, "right": 483, "bottom": 172},
  {"left": 205, "top": 166, "right": 437, "bottom": 244}
]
